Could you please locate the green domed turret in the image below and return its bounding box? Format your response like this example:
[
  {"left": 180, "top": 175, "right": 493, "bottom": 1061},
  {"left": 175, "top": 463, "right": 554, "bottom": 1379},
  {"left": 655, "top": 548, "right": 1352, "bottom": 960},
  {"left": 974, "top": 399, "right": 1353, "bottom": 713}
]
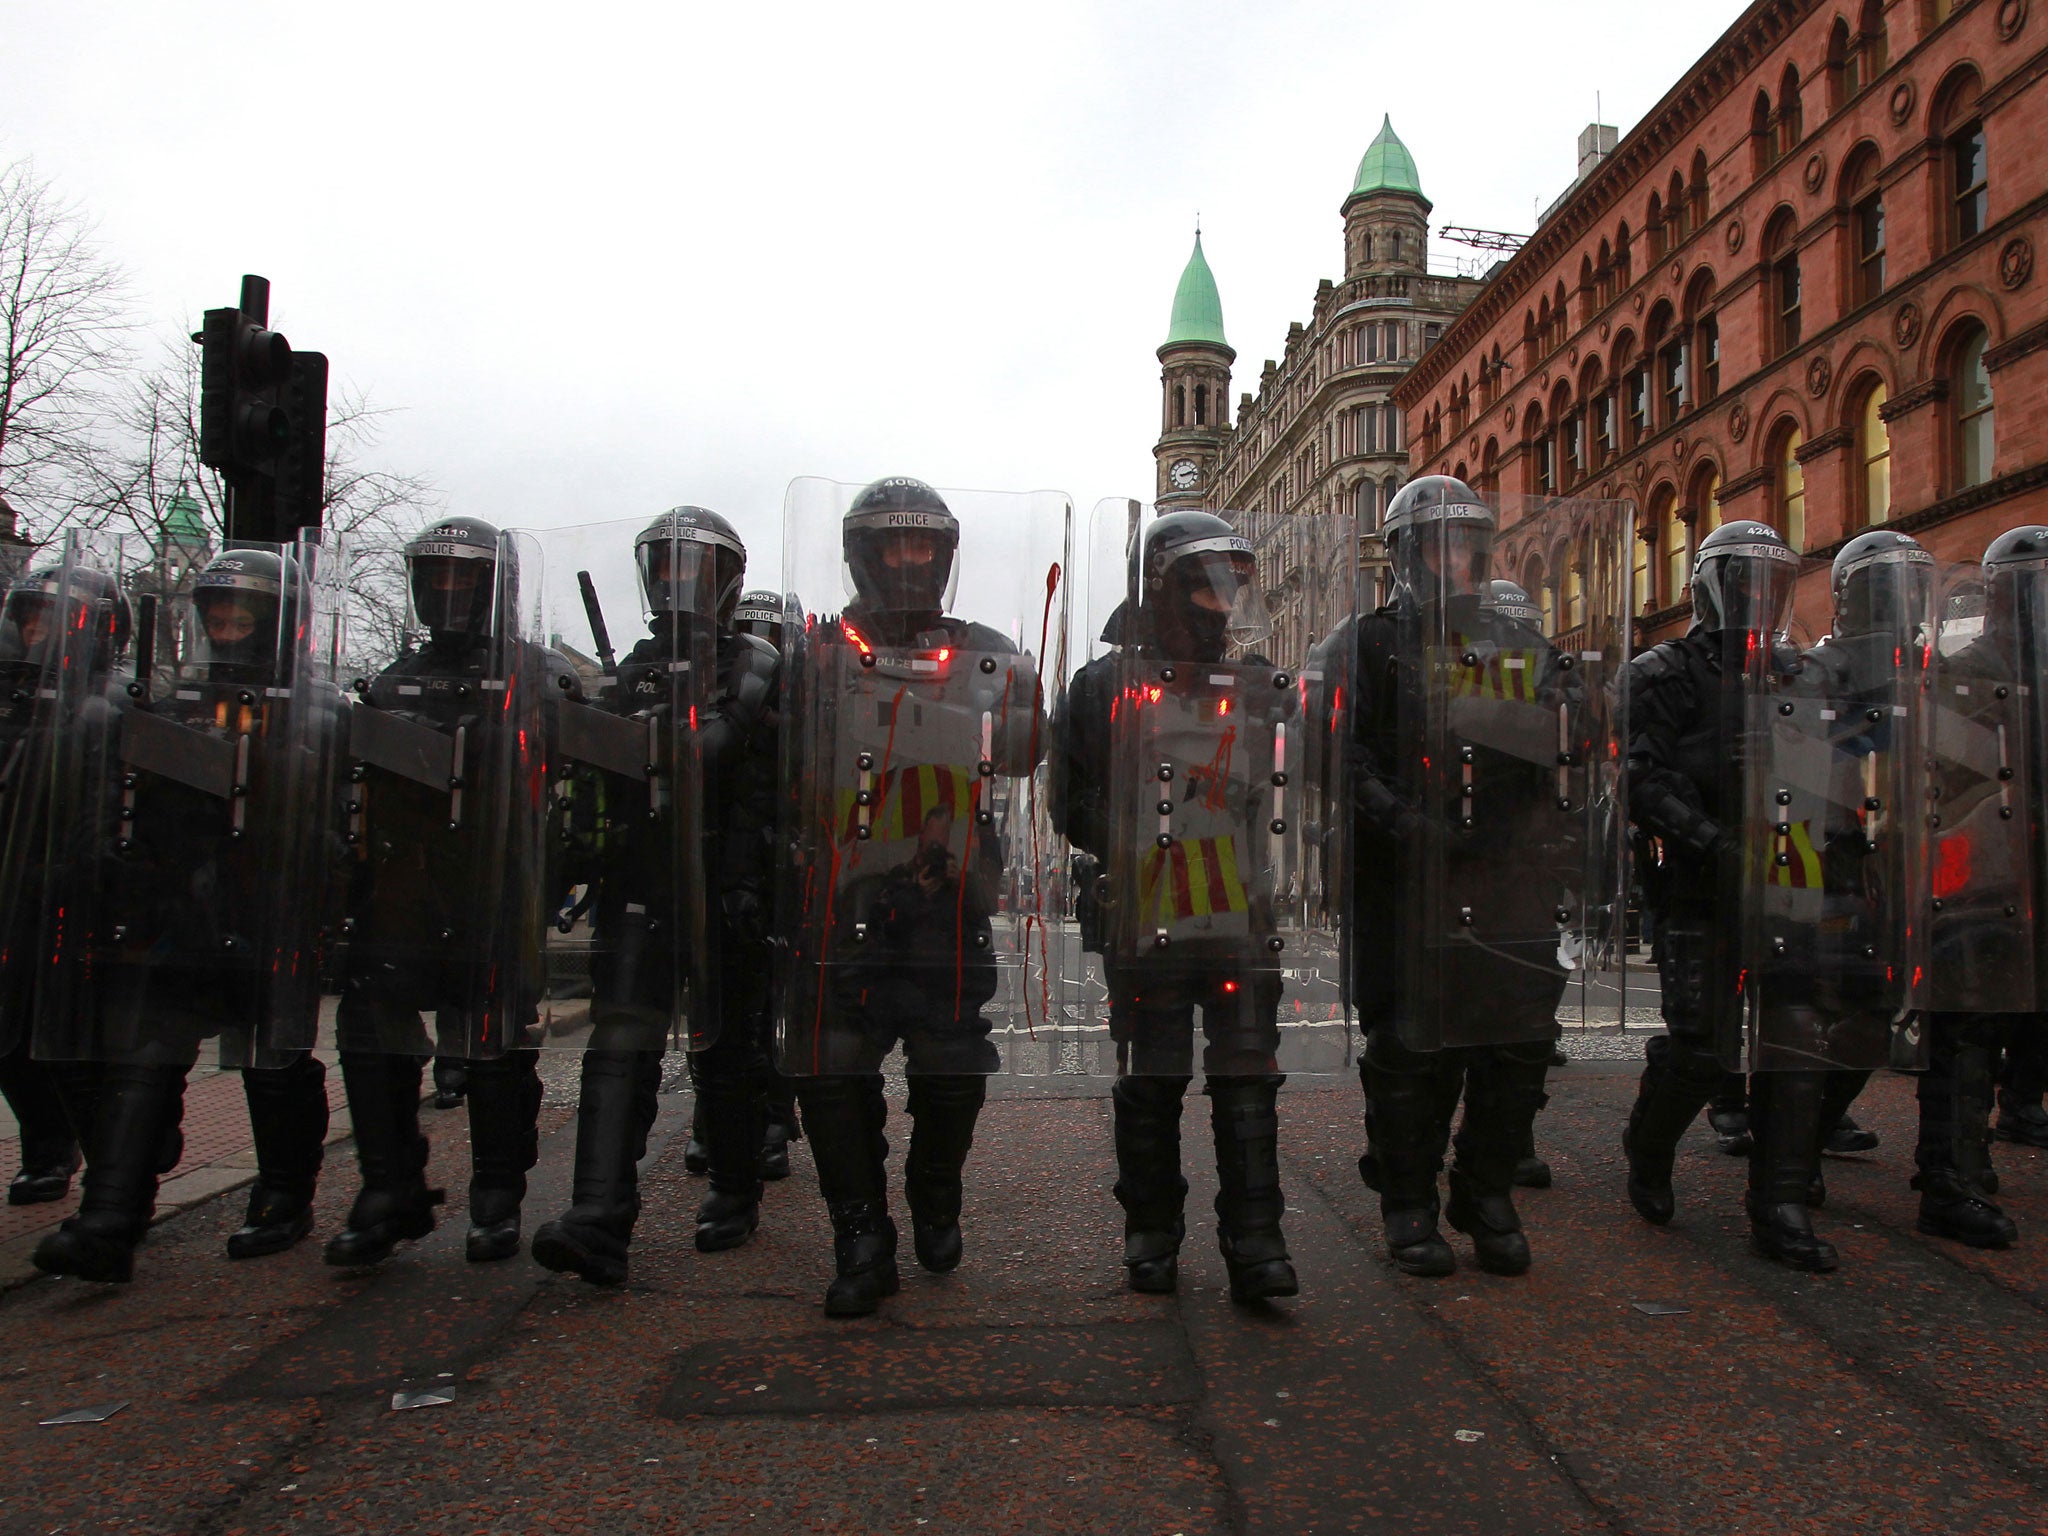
[
  {"left": 1346, "top": 115, "right": 1425, "bottom": 205},
  {"left": 1161, "top": 231, "right": 1229, "bottom": 354}
]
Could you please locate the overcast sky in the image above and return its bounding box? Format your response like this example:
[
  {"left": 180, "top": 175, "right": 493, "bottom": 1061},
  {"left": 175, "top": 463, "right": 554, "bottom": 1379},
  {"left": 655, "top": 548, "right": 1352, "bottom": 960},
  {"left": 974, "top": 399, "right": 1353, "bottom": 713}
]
[{"left": 6, "top": 0, "right": 1740, "bottom": 581}]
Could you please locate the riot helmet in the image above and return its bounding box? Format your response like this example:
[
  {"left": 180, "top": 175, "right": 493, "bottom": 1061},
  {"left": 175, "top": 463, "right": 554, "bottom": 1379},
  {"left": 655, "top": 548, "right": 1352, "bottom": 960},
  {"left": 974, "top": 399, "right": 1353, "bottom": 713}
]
[
  {"left": 543, "top": 645, "right": 587, "bottom": 703},
  {"left": 2, "top": 561, "right": 132, "bottom": 673},
  {"left": 1829, "top": 529, "right": 1932, "bottom": 642},
  {"left": 1488, "top": 579, "right": 1544, "bottom": 630},
  {"left": 1981, "top": 525, "right": 2048, "bottom": 649},
  {"left": 1689, "top": 520, "right": 1799, "bottom": 637},
  {"left": 1382, "top": 476, "right": 1494, "bottom": 606},
  {"left": 1134, "top": 510, "right": 1267, "bottom": 661},
  {"left": 733, "top": 588, "right": 785, "bottom": 646},
  {"left": 190, "top": 548, "right": 290, "bottom": 679},
  {"left": 842, "top": 477, "right": 959, "bottom": 620},
  {"left": 405, "top": 517, "right": 505, "bottom": 640},
  {"left": 635, "top": 506, "right": 746, "bottom": 628}
]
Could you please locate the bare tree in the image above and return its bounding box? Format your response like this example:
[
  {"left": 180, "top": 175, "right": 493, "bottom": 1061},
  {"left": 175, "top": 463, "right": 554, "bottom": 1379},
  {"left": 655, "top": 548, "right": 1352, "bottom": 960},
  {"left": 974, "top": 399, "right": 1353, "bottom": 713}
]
[{"left": 0, "top": 159, "right": 130, "bottom": 539}]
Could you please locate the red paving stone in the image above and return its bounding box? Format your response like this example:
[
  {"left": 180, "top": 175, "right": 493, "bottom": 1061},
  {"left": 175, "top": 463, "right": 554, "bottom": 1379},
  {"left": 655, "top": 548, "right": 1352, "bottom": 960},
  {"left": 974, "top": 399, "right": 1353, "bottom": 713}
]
[{"left": 0, "top": 1065, "right": 2045, "bottom": 1534}]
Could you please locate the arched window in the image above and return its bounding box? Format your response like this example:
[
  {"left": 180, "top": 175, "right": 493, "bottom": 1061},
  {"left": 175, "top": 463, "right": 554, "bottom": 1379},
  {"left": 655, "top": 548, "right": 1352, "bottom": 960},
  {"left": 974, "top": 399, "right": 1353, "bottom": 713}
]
[
  {"left": 1827, "top": 18, "right": 1854, "bottom": 109},
  {"left": 1765, "top": 210, "right": 1801, "bottom": 357},
  {"left": 1752, "top": 88, "right": 1775, "bottom": 172},
  {"left": 1390, "top": 230, "right": 1403, "bottom": 262},
  {"left": 1778, "top": 62, "right": 1804, "bottom": 157},
  {"left": 1355, "top": 479, "right": 1378, "bottom": 530},
  {"left": 1667, "top": 170, "right": 1687, "bottom": 242},
  {"left": 1194, "top": 383, "right": 1209, "bottom": 426},
  {"left": 1657, "top": 486, "right": 1689, "bottom": 608},
  {"left": 1647, "top": 191, "right": 1666, "bottom": 259},
  {"left": 1596, "top": 237, "right": 1614, "bottom": 303},
  {"left": 1775, "top": 426, "right": 1807, "bottom": 549},
  {"left": 1528, "top": 405, "right": 1553, "bottom": 494},
  {"left": 1843, "top": 146, "right": 1885, "bottom": 305},
  {"left": 1854, "top": 379, "right": 1891, "bottom": 525},
  {"left": 1564, "top": 545, "right": 1587, "bottom": 631},
  {"left": 1688, "top": 149, "right": 1709, "bottom": 231},
  {"left": 1860, "top": 0, "right": 1888, "bottom": 76},
  {"left": 1938, "top": 69, "right": 1988, "bottom": 247},
  {"left": 1690, "top": 463, "right": 1723, "bottom": 538},
  {"left": 1632, "top": 522, "right": 1652, "bottom": 618},
  {"left": 1173, "top": 385, "right": 1186, "bottom": 428},
  {"left": 1578, "top": 254, "right": 1596, "bottom": 321},
  {"left": 1364, "top": 231, "right": 1374, "bottom": 263},
  {"left": 1952, "top": 324, "right": 1995, "bottom": 489},
  {"left": 1480, "top": 437, "right": 1499, "bottom": 494},
  {"left": 1615, "top": 222, "right": 1633, "bottom": 289}
]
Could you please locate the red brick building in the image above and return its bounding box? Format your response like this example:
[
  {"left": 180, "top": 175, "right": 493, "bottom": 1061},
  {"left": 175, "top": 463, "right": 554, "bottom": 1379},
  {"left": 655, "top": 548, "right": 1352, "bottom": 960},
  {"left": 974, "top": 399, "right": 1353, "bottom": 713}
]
[{"left": 1396, "top": 0, "right": 2048, "bottom": 644}]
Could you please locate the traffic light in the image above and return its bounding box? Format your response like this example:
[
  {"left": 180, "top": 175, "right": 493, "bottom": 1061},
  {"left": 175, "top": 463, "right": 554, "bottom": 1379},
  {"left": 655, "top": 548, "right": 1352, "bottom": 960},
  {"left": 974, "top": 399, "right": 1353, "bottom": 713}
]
[
  {"left": 195, "top": 275, "right": 330, "bottom": 543},
  {"left": 198, "top": 276, "right": 292, "bottom": 476},
  {"left": 274, "top": 350, "right": 329, "bottom": 535}
]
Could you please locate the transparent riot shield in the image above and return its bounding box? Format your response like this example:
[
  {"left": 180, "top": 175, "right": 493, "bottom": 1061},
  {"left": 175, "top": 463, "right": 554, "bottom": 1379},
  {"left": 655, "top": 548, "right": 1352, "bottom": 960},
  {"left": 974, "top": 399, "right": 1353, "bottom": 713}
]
[
  {"left": 1735, "top": 583, "right": 1932, "bottom": 1072},
  {"left": 1927, "top": 564, "right": 2038, "bottom": 1013},
  {"left": 32, "top": 532, "right": 345, "bottom": 1068},
  {"left": 774, "top": 477, "right": 1070, "bottom": 1078},
  {"left": 1061, "top": 498, "right": 1352, "bottom": 1079},
  {"left": 524, "top": 518, "right": 716, "bottom": 1054},
  {"left": 331, "top": 528, "right": 548, "bottom": 1060},
  {"left": 1372, "top": 495, "right": 1630, "bottom": 1053},
  {"left": 0, "top": 531, "right": 126, "bottom": 1056}
]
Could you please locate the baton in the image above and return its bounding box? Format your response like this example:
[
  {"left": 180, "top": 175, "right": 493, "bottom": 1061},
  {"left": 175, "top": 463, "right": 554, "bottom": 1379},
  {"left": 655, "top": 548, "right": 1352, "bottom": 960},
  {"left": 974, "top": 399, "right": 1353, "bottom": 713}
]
[
  {"left": 133, "top": 593, "right": 157, "bottom": 685},
  {"left": 576, "top": 571, "right": 616, "bottom": 676}
]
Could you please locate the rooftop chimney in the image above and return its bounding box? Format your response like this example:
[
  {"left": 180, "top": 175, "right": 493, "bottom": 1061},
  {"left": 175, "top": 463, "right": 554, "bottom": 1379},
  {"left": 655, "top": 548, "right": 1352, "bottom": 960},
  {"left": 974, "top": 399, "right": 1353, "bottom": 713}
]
[{"left": 1577, "top": 122, "right": 1618, "bottom": 182}]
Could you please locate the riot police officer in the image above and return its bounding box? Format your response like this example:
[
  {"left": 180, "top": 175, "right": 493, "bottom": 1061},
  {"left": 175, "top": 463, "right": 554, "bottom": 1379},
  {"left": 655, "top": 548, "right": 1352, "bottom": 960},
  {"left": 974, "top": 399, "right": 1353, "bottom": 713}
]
[
  {"left": 1345, "top": 479, "right": 1596, "bottom": 1277},
  {"left": 1053, "top": 511, "right": 1299, "bottom": 1302},
  {"left": 679, "top": 588, "right": 802, "bottom": 1181},
  {"left": 531, "top": 507, "right": 781, "bottom": 1283},
  {"left": 1619, "top": 520, "right": 1909, "bottom": 1271},
  {"left": 780, "top": 476, "right": 1044, "bottom": 1318},
  {"left": 0, "top": 564, "right": 83, "bottom": 1208},
  {"left": 1917, "top": 526, "right": 2048, "bottom": 1246},
  {"left": 326, "top": 516, "right": 546, "bottom": 1267}
]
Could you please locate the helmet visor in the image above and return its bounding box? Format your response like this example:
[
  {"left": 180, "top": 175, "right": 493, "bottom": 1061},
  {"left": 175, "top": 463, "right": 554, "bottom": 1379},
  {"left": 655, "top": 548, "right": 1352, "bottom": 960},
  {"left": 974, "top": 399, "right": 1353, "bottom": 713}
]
[
  {"left": 1399, "top": 520, "right": 1493, "bottom": 602},
  {"left": 1699, "top": 548, "right": 1798, "bottom": 636},
  {"left": 407, "top": 551, "right": 494, "bottom": 637},
  {"left": 844, "top": 526, "right": 959, "bottom": 617},
  {"left": 1153, "top": 542, "right": 1270, "bottom": 655},
  {"left": 190, "top": 589, "right": 281, "bottom": 674},
  {"left": 1836, "top": 554, "right": 1932, "bottom": 643}
]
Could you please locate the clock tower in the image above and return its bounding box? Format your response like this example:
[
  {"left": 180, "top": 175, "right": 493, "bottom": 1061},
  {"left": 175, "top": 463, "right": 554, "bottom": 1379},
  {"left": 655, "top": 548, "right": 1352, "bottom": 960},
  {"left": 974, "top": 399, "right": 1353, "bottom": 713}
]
[{"left": 1154, "top": 230, "right": 1234, "bottom": 510}]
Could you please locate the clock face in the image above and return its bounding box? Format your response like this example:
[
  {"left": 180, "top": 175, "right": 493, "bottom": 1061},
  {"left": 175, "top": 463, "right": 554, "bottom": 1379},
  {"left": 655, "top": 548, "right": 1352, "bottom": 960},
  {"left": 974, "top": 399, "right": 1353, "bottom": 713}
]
[{"left": 1169, "top": 459, "right": 1200, "bottom": 491}]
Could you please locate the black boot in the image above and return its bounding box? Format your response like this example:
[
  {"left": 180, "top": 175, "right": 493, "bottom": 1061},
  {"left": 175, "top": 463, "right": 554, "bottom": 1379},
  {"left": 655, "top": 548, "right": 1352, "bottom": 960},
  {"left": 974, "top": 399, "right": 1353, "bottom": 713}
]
[
  {"left": 229, "top": 1054, "right": 329, "bottom": 1259},
  {"left": 1820, "top": 1070, "right": 1876, "bottom": 1154},
  {"left": 798, "top": 1074, "right": 895, "bottom": 1317},
  {"left": 1111, "top": 1074, "right": 1189, "bottom": 1293},
  {"left": 1445, "top": 1042, "right": 1549, "bottom": 1277},
  {"left": 33, "top": 1061, "right": 190, "bottom": 1284},
  {"left": 1361, "top": 1041, "right": 1455, "bottom": 1277},
  {"left": 533, "top": 1049, "right": 661, "bottom": 1285},
  {"left": 1511, "top": 1085, "right": 1552, "bottom": 1189},
  {"left": 431, "top": 1056, "right": 467, "bottom": 1110},
  {"left": 1914, "top": 1015, "right": 2016, "bottom": 1249},
  {"left": 1746, "top": 1071, "right": 1837, "bottom": 1272},
  {"left": 1209, "top": 1074, "right": 1297, "bottom": 1303},
  {"left": 695, "top": 1074, "right": 766, "bottom": 1253},
  {"left": 1623, "top": 1035, "right": 1717, "bottom": 1226},
  {"left": 904, "top": 1074, "right": 984, "bottom": 1274},
  {"left": 0, "top": 1045, "right": 81, "bottom": 1205},
  {"left": 326, "top": 1054, "right": 439, "bottom": 1266},
  {"left": 761, "top": 1073, "right": 800, "bottom": 1181},
  {"left": 1707, "top": 1070, "right": 1752, "bottom": 1155},
  {"left": 825, "top": 1200, "right": 900, "bottom": 1318},
  {"left": 683, "top": 1096, "right": 711, "bottom": 1174},
  {"left": 464, "top": 1050, "right": 541, "bottom": 1262}
]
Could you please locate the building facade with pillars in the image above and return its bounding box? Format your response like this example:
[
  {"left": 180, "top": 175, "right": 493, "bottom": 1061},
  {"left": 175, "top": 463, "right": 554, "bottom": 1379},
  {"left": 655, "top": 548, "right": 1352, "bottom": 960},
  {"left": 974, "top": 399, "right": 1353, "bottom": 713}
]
[
  {"left": 1152, "top": 119, "right": 1486, "bottom": 664},
  {"left": 1396, "top": 0, "right": 2048, "bottom": 645}
]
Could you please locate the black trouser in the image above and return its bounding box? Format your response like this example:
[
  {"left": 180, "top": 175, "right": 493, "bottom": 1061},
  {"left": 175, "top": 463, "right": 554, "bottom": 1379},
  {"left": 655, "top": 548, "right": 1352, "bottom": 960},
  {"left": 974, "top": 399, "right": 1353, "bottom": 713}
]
[
  {"left": 1999, "top": 1019, "right": 2048, "bottom": 1117},
  {"left": 335, "top": 1047, "right": 540, "bottom": 1215},
  {"left": 1362, "top": 1023, "right": 1553, "bottom": 1211},
  {"left": 0, "top": 1039, "right": 79, "bottom": 1175},
  {"left": 1628, "top": 913, "right": 1826, "bottom": 1207},
  {"left": 1919, "top": 1012, "right": 2011, "bottom": 1183}
]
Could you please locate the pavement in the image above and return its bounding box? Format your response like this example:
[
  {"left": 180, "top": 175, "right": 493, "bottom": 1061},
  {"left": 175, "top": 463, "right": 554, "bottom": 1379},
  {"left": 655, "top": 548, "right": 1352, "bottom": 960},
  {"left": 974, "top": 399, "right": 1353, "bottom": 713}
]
[{"left": 2, "top": 1042, "right": 2048, "bottom": 1534}]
